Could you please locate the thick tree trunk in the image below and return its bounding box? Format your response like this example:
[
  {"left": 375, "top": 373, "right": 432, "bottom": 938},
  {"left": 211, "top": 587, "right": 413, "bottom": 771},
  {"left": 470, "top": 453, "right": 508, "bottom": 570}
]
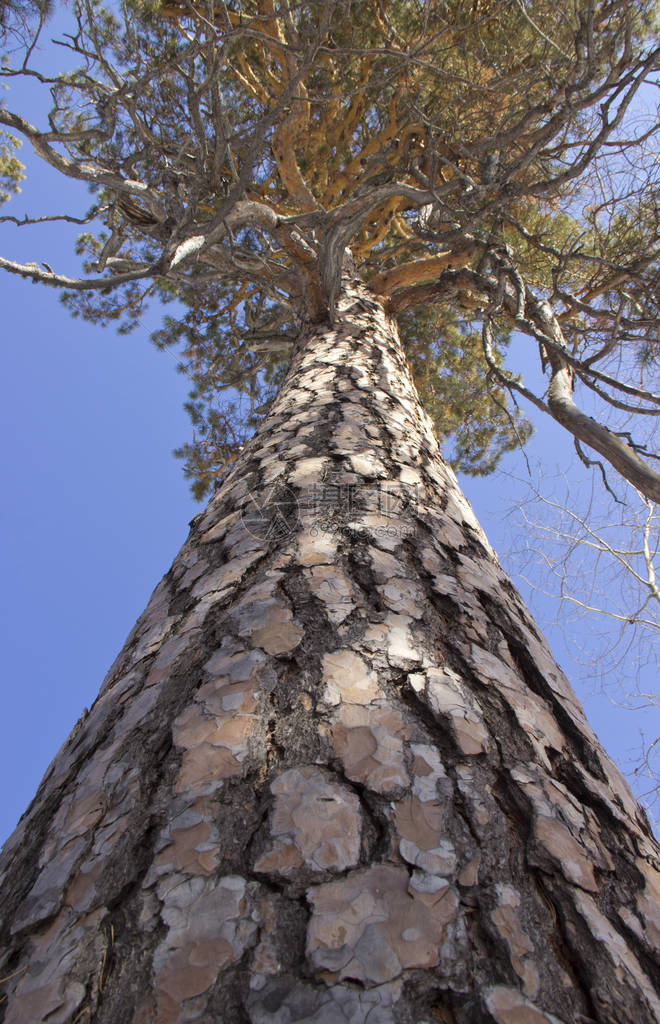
[{"left": 1, "top": 274, "right": 658, "bottom": 1024}]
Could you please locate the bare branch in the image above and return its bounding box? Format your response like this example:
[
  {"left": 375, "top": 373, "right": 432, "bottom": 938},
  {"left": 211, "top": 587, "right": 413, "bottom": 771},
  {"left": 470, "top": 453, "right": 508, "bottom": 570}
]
[{"left": 0, "top": 255, "right": 154, "bottom": 289}]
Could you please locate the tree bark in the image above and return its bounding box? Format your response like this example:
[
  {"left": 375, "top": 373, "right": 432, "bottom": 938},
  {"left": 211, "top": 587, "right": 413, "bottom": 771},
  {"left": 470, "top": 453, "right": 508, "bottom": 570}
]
[{"left": 1, "top": 273, "right": 658, "bottom": 1024}]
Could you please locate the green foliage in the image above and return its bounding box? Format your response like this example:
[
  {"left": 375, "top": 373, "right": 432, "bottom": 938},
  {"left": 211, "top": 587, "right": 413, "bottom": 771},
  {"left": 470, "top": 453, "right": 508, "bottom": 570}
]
[
  {"left": 1, "top": 0, "right": 52, "bottom": 204},
  {"left": 149, "top": 279, "right": 292, "bottom": 499},
  {"left": 399, "top": 306, "right": 533, "bottom": 478},
  {"left": 0, "top": 128, "right": 22, "bottom": 203}
]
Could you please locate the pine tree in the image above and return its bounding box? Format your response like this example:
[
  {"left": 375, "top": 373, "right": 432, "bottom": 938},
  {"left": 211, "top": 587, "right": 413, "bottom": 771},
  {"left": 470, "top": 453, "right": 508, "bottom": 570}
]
[{"left": 0, "top": 3, "right": 659, "bottom": 1021}]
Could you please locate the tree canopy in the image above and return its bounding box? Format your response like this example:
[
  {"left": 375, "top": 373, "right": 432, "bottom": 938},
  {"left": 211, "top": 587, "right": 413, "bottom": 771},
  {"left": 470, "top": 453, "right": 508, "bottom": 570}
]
[{"left": 0, "top": 0, "right": 659, "bottom": 499}]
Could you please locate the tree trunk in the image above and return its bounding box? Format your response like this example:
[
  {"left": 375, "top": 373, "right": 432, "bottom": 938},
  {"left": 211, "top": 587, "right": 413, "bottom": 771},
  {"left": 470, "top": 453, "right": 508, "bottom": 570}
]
[{"left": 1, "top": 273, "right": 658, "bottom": 1024}]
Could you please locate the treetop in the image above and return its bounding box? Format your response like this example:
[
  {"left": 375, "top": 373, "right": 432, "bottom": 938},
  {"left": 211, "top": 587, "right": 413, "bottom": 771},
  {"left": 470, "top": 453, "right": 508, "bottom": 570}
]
[{"left": 1, "top": 0, "right": 658, "bottom": 499}]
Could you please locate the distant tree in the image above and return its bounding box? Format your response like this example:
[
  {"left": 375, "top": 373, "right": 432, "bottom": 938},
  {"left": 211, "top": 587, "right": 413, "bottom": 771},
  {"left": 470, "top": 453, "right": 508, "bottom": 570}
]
[
  {"left": 514, "top": 480, "right": 658, "bottom": 661},
  {"left": 508, "top": 471, "right": 659, "bottom": 804},
  {"left": 1, "top": 3, "right": 659, "bottom": 1022}
]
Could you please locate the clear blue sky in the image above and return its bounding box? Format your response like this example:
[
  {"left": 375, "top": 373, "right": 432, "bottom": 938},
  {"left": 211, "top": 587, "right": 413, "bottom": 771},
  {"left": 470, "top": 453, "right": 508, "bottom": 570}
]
[{"left": 0, "top": 24, "right": 655, "bottom": 846}]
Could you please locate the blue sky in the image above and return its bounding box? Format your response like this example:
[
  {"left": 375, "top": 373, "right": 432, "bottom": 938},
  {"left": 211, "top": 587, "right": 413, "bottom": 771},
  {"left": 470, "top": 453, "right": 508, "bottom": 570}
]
[{"left": 0, "top": 23, "right": 656, "bottom": 846}]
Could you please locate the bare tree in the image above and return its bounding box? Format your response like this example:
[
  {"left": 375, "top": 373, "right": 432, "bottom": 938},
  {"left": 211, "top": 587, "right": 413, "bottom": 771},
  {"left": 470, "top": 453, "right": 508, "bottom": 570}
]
[
  {"left": 515, "top": 482, "right": 658, "bottom": 654},
  {"left": 506, "top": 468, "right": 659, "bottom": 797}
]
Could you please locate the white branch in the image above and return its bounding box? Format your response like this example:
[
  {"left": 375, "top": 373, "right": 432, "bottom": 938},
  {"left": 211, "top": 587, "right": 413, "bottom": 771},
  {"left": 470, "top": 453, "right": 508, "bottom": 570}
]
[{"left": 0, "top": 256, "right": 154, "bottom": 290}]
